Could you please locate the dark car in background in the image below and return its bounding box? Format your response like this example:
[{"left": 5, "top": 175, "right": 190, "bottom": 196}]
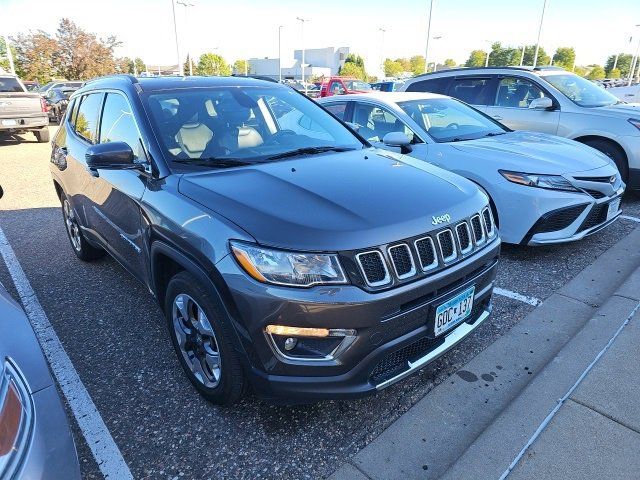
[
  {"left": 22, "top": 80, "right": 40, "bottom": 92},
  {"left": 38, "top": 80, "right": 83, "bottom": 96},
  {"left": 45, "top": 87, "right": 78, "bottom": 123},
  {"left": 0, "top": 185, "right": 82, "bottom": 480},
  {"left": 50, "top": 75, "right": 499, "bottom": 404}
]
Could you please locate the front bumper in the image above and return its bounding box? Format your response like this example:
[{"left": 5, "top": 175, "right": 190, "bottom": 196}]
[{"left": 217, "top": 237, "right": 500, "bottom": 401}]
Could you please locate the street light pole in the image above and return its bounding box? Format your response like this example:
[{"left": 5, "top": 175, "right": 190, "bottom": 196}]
[
  {"left": 296, "top": 17, "right": 310, "bottom": 83},
  {"left": 424, "top": 0, "right": 435, "bottom": 74},
  {"left": 520, "top": 44, "right": 526, "bottom": 66},
  {"left": 379, "top": 27, "right": 387, "bottom": 77},
  {"left": 278, "top": 25, "right": 283, "bottom": 83},
  {"left": 431, "top": 36, "right": 443, "bottom": 71},
  {"left": 3, "top": 36, "right": 15, "bottom": 74},
  {"left": 171, "top": 0, "right": 183, "bottom": 75},
  {"left": 533, "top": 0, "right": 548, "bottom": 68},
  {"left": 629, "top": 25, "right": 640, "bottom": 86},
  {"left": 177, "top": 1, "right": 194, "bottom": 76}
]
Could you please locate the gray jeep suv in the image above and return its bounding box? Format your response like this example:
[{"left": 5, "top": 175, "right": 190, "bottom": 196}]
[{"left": 50, "top": 75, "right": 500, "bottom": 404}]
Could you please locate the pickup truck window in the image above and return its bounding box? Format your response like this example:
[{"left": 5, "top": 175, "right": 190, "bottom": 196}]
[
  {"left": 74, "top": 93, "right": 104, "bottom": 144},
  {"left": 0, "top": 77, "right": 24, "bottom": 93}
]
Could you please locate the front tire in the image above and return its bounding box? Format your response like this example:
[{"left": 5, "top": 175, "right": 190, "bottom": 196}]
[
  {"left": 582, "top": 138, "right": 628, "bottom": 183},
  {"left": 164, "top": 271, "right": 247, "bottom": 405},
  {"left": 60, "top": 193, "right": 104, "bottom": 261}
]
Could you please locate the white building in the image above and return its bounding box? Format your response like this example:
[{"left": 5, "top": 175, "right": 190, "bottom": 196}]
[{"left": 248, "top": 46, "right": 349, "bottom": 81}]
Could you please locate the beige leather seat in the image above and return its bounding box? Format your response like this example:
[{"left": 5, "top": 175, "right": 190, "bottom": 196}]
[
  {"left": 175, "top": 122, "right": 214, "bottom": 158},
  {"left": 218, "top": 126, "right": 263, "bottom": 153}
]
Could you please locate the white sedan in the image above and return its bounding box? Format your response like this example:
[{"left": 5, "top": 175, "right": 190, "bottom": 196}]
[{"left": 319, "top": 92, "right": 625, "bottom": 245}]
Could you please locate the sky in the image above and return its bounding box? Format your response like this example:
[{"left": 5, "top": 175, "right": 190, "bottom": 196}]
[{"left": 1, "top": 0, "right": 639, "bottom": 75}]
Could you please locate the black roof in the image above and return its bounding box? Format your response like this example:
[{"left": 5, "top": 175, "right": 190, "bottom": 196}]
[{"left": 83, "top": 74, "right": 282, "bottom": 92}]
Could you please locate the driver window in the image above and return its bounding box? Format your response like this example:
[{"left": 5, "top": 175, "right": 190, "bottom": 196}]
[
  {"left": 495, "top": 77, "right": 546, "bottom": 108},
  {"left": 352, "top": 103, "right": 416, "bottom": 143}
]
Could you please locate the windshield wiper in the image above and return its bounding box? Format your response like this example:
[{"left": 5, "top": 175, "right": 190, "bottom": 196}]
[
  {"left": 484, "top": 132, "right": 507, "bottom": 137},
  {"left": 172, "top": 158, "right": 252, "bottom": 168},
  {"left": 265, "top": 146, "right": 355, "bottom": 161}
]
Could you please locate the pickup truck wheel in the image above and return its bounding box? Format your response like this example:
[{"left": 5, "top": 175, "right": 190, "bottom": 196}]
[
  {"left": 34, "top": 127, "right": 50, "bottom": 143},
  {"left": 581, "top": 138, "right": 628, "bottom": 183},
  {"left": 165, "top": 271, "right": 247, "bottom": 405},
  {"left": 61, "top": 194, "right": 104, "bottom": 261}
]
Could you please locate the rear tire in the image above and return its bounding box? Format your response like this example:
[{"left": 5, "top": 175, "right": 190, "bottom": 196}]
[
  {"left": 165, "top": 271, "right": 247, "bottom": 405},
  {"left": 34, "top": 127, "right": 50, "bottom": 143},
  {"left": 581, "top": 138, "right": 628, "bottom": 183},
  {"left": 60, "top": 193, "right": 104, "bottom": 261}
]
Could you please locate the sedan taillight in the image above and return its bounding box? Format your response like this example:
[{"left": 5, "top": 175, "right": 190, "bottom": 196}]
[{"left": 0, "top": 361, "right": 33, "bottom": 477}]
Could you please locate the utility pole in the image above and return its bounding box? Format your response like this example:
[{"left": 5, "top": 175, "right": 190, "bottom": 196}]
[
  {"left": 296, "top": 17, "right": 310, "bottom": 83},
  {"left": 171, "top": 0, "right": 183, "bottom": 75},
  {"left": 278, "top": 25, "right": 284, "bottom": 83},
  {"left": 177, "top": 1, "right": 194, "bottom": 75},
  {"left": 533, "top": 0, "right": 548, "bottom": 68},
  {"left": 424, "top": 0, "right": 435, "bottom": 74}
]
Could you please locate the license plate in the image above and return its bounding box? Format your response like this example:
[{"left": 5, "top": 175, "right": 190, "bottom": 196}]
[
  {"left": 1, "top": 119, "right": 17, "bottom": 126},
  {"left": 607, "top": 198, "right": 621, "bottom": 221},
  {"left": 434, "top": 286, "right": 475, "bottom": 337}
]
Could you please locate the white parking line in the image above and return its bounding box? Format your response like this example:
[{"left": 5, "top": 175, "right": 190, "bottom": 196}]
[
  {"left": 494, "top": 287, "right": 542, "bottom": 306},
  {"left": 620, "top": 214, "right": 640, "bottom": 223},
  {"left": 0, "top": 226, "right": 133, "bottom": 480}
]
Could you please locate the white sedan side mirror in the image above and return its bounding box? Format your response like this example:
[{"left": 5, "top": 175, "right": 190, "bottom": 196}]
[
  {"left": 383, "top": 132, "right": 412, "bottom": 153},
  {"left": 529, "top": 97, "right": 553, "bottom": 110}
]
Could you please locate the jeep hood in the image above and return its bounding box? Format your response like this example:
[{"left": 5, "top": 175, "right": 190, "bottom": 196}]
[
  {"left": 178, "top": 149, "right": 486, "bottom": 251},
  {"left": 450, "top": 131, "right": 611, "bottom": 174}
]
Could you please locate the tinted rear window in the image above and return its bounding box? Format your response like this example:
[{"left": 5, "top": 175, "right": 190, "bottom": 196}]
[
  {"left": 0, "top": 77, "right": 24, "bottom": 92},
  {"left": 405, "top": 77, "right": 450, "bottom": 94},
  {"left": 448, "top": 78, "right": 494, "bottom": 105}
]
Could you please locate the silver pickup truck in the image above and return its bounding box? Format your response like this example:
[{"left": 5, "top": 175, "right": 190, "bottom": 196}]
[{"left": 0, "top": 74, "right": 49, "bottom": 142}]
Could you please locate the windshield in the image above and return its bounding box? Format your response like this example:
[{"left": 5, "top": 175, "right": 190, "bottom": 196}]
[
  {"left": 144, "top": 86, "right": 363, "bottom": 168},
  {"left": 345, "top": 80, "right": 372, "bottom": 91},
  {"left": 38, "top": 81, "right": 55, "bottom": 92},
  {"left": 542, "top": 73, "right": 619, "bottom": 107},
  {"left": 398, "top": 97, "right": 507, "bottom": 143}
]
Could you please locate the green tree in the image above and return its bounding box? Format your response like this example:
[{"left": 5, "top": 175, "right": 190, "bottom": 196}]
[
  {"left": 395, "top": 58, "right": 411, "bottom": 71},
  {"left": 521, "top": 45, "right": 550, "bottom": 67},
  {"left": 605, "top": 54, "right": 632, "bottom": 77},
  {"left": 443, "top": 58, "right": 457, "bottom": 68},
  {"left": 339, "top": 53, "right": 367, "bottom": 80},
  {"left": 608, "top": 68, "right": 621, "bottom": 79},
  {"left": 487, "top": 42, "right": 519, "bottom": 67},
  {"left": 574, "top": 66, "right": 588, "bottom": 77},
  {"left": 384, "top": 58, "right": 403, "bottom": 77},
  {"left": 233, "top": 59, "right": 250, "bottom": 75},
  {"left": 196, "top": 53, "right": 231, "bottom": 76},
  {"left": 552, "top": 47, "right": 575, "bottom": 70},
  {"left": 409, "top": 55, "right": 426, "bottom": 75},
  {"left": 465, "top": 50, "right": 486, "bottom": 67},
  {"left": 587, "top": 65, "right": 606, "bottom": 80}
]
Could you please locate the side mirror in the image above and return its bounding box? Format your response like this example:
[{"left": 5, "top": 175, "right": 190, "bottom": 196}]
[
  {"left": 85, "top": 142, "right": 136, "bottom": 171},
  {"left": 383, "top": 132, "right": 412, "bottom": 154},
  {"left": 529, "top": 97, "right": 553, "bottom": 110}
]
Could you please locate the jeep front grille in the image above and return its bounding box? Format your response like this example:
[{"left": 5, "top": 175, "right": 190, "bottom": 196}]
[{"left": 352, "top": 208, "right": 496, "bottom": 290}]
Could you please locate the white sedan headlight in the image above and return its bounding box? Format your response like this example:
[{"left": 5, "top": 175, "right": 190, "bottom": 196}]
[
  {"left": 499, "top": 170, "right": 579, "bottom": 192},
  {"left": 230, "top": 241, "right": 347, "bottom": 287}
]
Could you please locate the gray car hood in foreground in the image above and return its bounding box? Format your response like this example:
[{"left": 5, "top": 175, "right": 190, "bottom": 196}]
[
  {"left": 451, "top": 131, "right": 611, "bottom": 174},
  {"left": 178, "top": 149, "right": 486, "bottom": 251}
]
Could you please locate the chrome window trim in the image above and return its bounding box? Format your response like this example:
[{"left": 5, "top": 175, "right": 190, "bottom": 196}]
[
  {"left": 482, "top": 207, "right": 496, "bottom": 237},
  {"left": 387, "top": 243, "right": 417, "bottom": 280},
  {"left": 413, "top": 236, "right": 439, "bottom": 271},
  {"left": 455, "top": 221, "right": 473, "bottom": 255},
  {"left": 265, "top": 329, "right": 357, "bottom": 363},
  {"left": 355, "top": 250, "right": 391, "bottom": 287},
  {"left": 470, "top": 214, "right": 486, "bottom": 245},
  {"left": 437, "top": 229, "right": 458, "bottom": 263}
]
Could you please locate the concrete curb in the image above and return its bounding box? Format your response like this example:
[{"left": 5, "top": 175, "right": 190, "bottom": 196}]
[{"left": 326, "top": 227, "right": 640, "bottom": 480}]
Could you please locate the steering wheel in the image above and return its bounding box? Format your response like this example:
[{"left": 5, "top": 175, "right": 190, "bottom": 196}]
[
  {"left": 446, "top": 123, "right": 459, "bottom": 130},
  {"left": 264, "top": 129, "right": 297, "bottom": 145}
]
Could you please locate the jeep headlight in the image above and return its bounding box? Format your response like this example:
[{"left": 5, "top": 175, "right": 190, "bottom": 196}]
[
  {"left": 230, "top": 241, "right": 348, "bottom": 287},
  {"left": 499, "top": 170, "right": 579, "bottom": 192}
]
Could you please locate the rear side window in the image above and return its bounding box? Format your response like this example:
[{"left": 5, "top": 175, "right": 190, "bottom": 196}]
[
  {"left": 448, "top": 78, "right": 493, "bottom": 105},
  {"left": 405, "top": 77, "right": 450, "bottom": 94},
  {"left": 74, "top": 93, "right": 104, "bottom": 144},
  {"left": 99, "top": 93, "right": 144, "bottom": 160},
  {"left": 324, "top": 102, "right": 348, "bottom": 120},
  {"left": 0, "top": 77, "right": 24, "bottom": 92}
]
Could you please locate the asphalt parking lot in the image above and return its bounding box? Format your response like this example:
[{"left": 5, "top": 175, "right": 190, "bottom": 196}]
[{"left": 1, "top": 127, "right": 640, "bottom": 480}]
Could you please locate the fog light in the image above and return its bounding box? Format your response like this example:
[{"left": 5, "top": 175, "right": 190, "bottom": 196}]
[
  {"left": 265, "top": 325, "right": 357, "bottom": 360},
  {"left": 284, "top": 337, "right": 297, "bottom": 351}
]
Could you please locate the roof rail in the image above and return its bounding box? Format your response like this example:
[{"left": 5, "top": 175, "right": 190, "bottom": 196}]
[
  {"left": 532, "top": 66, "right": 565, "bottom": 71},
  {"left": 231, "top": 74, "right": 278, "bottom": 83},
  {"left": 84, "top": 74, "right": 139, "bottom": 85},
  {"left": 411, "top": 65, "right": 542, "bottom": 79}
]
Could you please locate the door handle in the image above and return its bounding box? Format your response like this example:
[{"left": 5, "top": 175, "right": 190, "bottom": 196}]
[{"left": 492, "top": 115, "right": 503, "bottom": 121}]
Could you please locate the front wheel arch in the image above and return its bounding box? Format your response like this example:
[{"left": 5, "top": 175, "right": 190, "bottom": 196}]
[{"left": 573, "top": 135, "right": 628, "bottom": 181}]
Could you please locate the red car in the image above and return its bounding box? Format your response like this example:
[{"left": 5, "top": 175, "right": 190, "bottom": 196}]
[{"left": 320, "top": 77, "right": 372, "bottom": 97}]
